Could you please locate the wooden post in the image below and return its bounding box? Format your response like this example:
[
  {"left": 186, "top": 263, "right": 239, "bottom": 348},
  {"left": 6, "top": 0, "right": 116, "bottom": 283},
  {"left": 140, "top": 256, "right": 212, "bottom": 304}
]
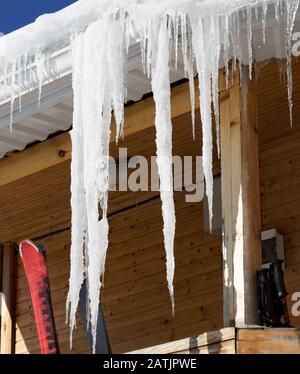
[
  {"left": 0, "top": 243, "right": 16, "bottom": 354},
  {"left": 0, "top": 245, "right": 2, "bottom": 327},
  {"left": 220, "top": 67, "right": 262, "bottom": 327}
]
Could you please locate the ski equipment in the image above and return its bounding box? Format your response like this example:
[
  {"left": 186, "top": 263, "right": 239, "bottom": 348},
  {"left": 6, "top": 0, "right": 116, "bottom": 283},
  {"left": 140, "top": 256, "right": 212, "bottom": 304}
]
[{"left": 19, "top": 239, "right": 60, "bottom": 354}]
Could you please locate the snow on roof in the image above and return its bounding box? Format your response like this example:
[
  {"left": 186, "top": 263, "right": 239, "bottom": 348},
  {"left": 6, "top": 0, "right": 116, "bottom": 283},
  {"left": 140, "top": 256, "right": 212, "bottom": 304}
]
[
  {"left": 0, "top": 0, "right": 279, "bottom": 61},
  {"left": 0, "top": 0, "right": 299, "bottom": 105},
  {"left": 0, "top": 1, "right": 298, "bottom": 159}
]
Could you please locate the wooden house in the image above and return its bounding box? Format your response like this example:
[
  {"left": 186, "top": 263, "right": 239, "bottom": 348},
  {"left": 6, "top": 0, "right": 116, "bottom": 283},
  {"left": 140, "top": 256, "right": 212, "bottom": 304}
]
[{"left": 0, "top": 1, "right": 299, "bottom": 355}]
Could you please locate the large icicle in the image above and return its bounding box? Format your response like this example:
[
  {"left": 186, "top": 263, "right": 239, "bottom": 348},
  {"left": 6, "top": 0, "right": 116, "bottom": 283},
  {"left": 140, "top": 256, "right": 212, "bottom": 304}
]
[
  {"left": 81, "top": 19, "right": 110, "bottom": 354},
  {"left": 192, "top": 16, "right": 217, "bottom": 230},
  {"left": 210, "top": 16, "right": 221, "bottom": 159},
  {"left": 66, "top": 33, "right": 86, "bottom": 346},
  {"left": 180, "top": 13, "right": 196, "bottom": 140},
  {"left": 149, "top": 15, "right": 176, "bottom": 311},
  {"left": 67, "top": 12, "right": 126, "bottom": 352},
  {"left": 285, "top": 0, "right": 300, "bottom": 125}
]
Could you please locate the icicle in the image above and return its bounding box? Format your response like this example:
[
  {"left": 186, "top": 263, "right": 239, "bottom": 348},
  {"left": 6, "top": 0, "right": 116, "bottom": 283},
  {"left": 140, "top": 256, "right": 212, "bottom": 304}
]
[
  {"left": 192, "top": 18, "right": 214, "bottom": 230},
  {"left": 247, "top": 6, "right": 253, "bottom": 79},
  {"left": 25, "top": 54, "right": 31, "bottom": 88},
  {"left": 150, "top": 15, "right": 176, "bottom": 312},
  {"left": 10, "top": 59, "right": 16, "bottom": 130},
  {"left": 262, "top": 0, "right": 268, "bottom": 44},
  {"left": 236, "top": 11, "right": 244, "bottom": 84},
  {"left": 81, "top": 19, "right": 112, "bottom": 354},
  {"left": 210, "top": 16, "right": 221, "bottom": 159},
  {"left": 230, "top": 13, "right": 238, "bottom": 76},
  {"left": 0, "top": 0, "right": 299, "bottom": 354},
  {"left": 17, "top": 56, "right": 22, "bottom": 112},
  {"left": 274, "top": 0, "right": 280, "bottom": 22},
  {"left": 140, "top": 31, "right": 147, "bottom": 75},
  {"left": 66, "top": 33, "right": 86, "bottom": 348},
  {"left": 3, "top": 61, "right": 9, "bottom": 105},
  {"left": 109, "top": 9, "right": 126, "bottom": 141},
  {"left": 187, "top": 56, "right": 196, "bottom": 141},
  {"left": 255, "top": 5, "right": 259, "bottom": 20},
  {"left": 279, "top": 0, "right": 284, "bottom": 16},
  {"left": 173, "top": 11, "right": 179, "bottom": 70},
  {"left": 67, "top": 13, "right": 128, "bottom": 352},
  {"left": 36, "top": 53, "right": 45, "bottom": 109},
  {"left": 181, "top": 13, "right": 195, "bottom": 140},
  {"left": 285, "top": 0, "right": 300, "bottom": 126},
  {"left": 180, "top": 12, "right": 188, "bottom": 76},
  {"left": 222, "top": 14, "right": 230, "bottom": 87}
]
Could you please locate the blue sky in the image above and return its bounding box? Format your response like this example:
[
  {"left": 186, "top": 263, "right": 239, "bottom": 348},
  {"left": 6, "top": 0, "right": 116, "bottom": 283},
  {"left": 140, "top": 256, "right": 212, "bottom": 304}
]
[{"left": 0, "top": 0, "right": 77, "bottom": 35}]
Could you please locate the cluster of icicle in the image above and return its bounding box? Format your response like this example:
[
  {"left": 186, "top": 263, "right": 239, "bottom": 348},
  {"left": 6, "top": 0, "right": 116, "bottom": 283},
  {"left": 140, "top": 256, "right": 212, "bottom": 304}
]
[
  {"left": 0, "top": 0, "right": 299, "bottom": 352},
  {"left": 66, "top": 0, "right": 299, "bottom": 352}
]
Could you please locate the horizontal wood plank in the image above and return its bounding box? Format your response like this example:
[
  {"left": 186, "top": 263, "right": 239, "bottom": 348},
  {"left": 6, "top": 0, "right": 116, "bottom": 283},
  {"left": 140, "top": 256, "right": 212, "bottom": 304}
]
[{"left": 128, "top": 327, "right": 235, "bottom": 354}]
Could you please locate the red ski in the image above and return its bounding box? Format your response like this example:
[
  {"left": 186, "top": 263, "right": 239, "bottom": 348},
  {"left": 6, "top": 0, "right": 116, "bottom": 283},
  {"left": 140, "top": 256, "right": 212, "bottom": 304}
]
[{"left": 19, "top": 239, "right": 60, "bottom": 354}]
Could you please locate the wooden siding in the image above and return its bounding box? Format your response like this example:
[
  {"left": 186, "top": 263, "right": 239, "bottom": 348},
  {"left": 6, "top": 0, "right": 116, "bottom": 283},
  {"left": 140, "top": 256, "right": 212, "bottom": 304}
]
[
  {"left": 0, "top": 110, "right": 219, "bottom": 243},
  {"left": 12, "top": 110, "right": 223, "bottom": 354},
  {"left": 237, "top": 328, "right": 300, "bottom": 354},
  {"left": 258, "top": 58, "right": 300, "bottom": 328},
  {"left": 14, "top": 192, "right": 223, "bottom": 354},
  {"left": 4, "top": 57, "right": 300, "bottom": 354},
  {"left": 129, "top": 327, "right": 300, "bottom": 354},
  {"left": 128, "top": 327, "right": 236, "bottom": 354}
]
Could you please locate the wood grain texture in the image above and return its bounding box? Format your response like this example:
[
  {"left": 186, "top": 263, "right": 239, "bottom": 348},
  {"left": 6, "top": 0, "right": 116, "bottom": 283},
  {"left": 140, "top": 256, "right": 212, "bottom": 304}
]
[
  {"left": 0, "top": 109, "right": 220, "bottom": 244},
  {"left": 0, "top": 81, "right": 200, "bottom": 189},
  {"left": 128, "top": 327, "right": 235, "bottom": 354},
  {"left": 237, "top": 328, "right": 300, "bottom": 354},
  {"left": 258, "top": 58, "right": 300, "bottom": 329},
  {"left": 220, "top": 66, "right": 262, "bottom": 327},
  {"left": 129, "top": 327, "right": 300, "bottom": 354},
  {"left": 0, "top": 244, "right": 16, "bottom": 354},
  {"left": 6, "top": 57, "right": 300, "bottom": 355},
  {"left": 14, "top": 191, "right": 223, "bottom": 354},
  {"left": 11, "top": 107, "right": 222, "bottom": 354}
]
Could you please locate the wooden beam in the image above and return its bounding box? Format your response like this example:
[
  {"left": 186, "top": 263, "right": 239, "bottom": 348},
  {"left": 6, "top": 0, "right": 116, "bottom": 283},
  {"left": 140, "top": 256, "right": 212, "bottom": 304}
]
[
  {"left": 0, "top": 245, "right": 2, "bottom": 295},
  {"left": 237, "top": 328, "right": 300, "bottom": 354},
  {"left": 128, "top": 327, "right": 236, "bottom": 354},
  {"left": 0, "top": 245, "right": 3, "bottom": 336},
  {"left": 0, "top": 81, "right": 199, "bottom": 189},
  {"left": 0, "top": 133, "right": 72, "bottom": 189},
  {"left": 0, "top": 243, "right": 17, "bottom": 354},
  {"left": 220, "top": 67, "right": 262, "bottom": 327}
]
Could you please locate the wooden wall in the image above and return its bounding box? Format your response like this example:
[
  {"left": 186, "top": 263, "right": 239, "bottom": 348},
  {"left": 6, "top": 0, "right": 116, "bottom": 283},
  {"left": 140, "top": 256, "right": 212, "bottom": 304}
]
[
  {"left": 6, "top": 57, "right": 300, "bottom": 355},
  {"left": 12, "top": 111, "right": 223, "bottom": 354},
  {"left": 15, "top": 192, "right": 222, "bottom": 354},
  {"left": 15, "top": 235, "right": 90, "bottom": 354},
  {"left": 258, "top": 58, "right": 300, "bottom": 327},
  {"left": 129, "top": 327, "right": 300, "bottom": 354},
  {"left": 236, "top": 328, "right": 300, "bottom": 354}
]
